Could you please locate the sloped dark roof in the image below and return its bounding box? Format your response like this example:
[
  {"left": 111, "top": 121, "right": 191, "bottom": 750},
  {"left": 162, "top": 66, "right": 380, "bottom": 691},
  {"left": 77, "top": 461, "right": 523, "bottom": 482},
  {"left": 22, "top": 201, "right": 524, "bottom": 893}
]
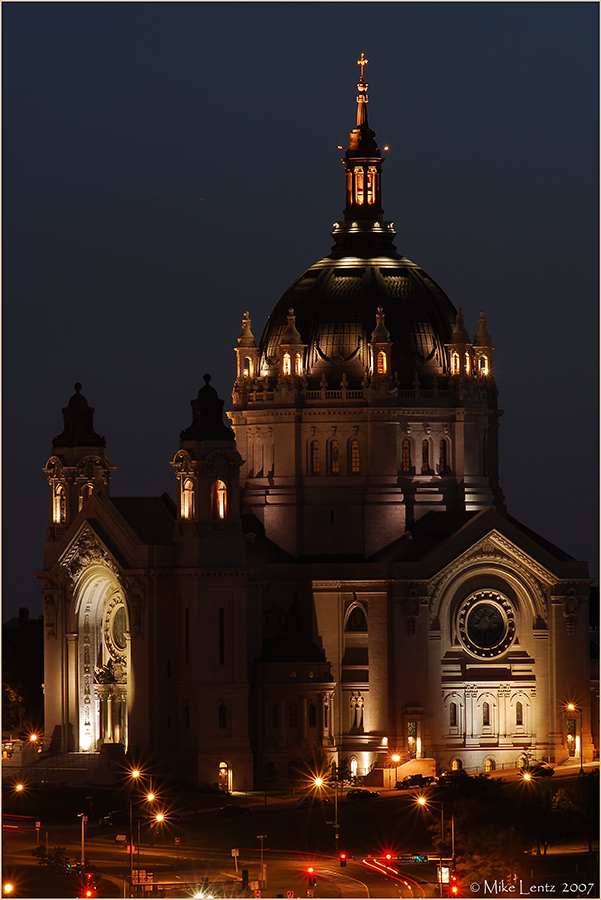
[
  {"left": 504, "top": 514, "right": 575, "bottom": 562},
  {"left": 242, "top": 515, "right": 296, "bottom": 563},
  {"left": 111, "top": 494, "right": 175, "bottom": 546}
]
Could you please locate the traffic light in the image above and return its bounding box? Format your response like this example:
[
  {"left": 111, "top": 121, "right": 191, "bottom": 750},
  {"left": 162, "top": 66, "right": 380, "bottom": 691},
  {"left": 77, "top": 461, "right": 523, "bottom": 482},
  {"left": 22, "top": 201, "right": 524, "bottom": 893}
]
[
  {"left": 450, "top": 872, "right": 459, "bottom": 896},
  {"left": 307, "top": 866, "right": 317, "bottom": 887},
  {"left": 64, "top": 857, "right": 71, "bottom": 874},
  {"left": 339, "top": 852, "right": 347, "bottom": 868}
]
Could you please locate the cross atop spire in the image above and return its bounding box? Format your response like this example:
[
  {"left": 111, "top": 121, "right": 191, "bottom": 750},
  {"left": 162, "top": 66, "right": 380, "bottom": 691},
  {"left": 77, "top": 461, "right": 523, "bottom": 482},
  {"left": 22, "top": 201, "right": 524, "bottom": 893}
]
[{"left": 357, "top": 52, "right": 368, "bottom": 83}]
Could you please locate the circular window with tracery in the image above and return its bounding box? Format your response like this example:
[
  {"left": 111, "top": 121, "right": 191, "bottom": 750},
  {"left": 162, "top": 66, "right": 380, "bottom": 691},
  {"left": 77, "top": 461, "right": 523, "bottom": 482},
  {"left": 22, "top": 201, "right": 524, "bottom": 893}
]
[{"left": 458, "top": 590, "right": 515, "bottom": 658}]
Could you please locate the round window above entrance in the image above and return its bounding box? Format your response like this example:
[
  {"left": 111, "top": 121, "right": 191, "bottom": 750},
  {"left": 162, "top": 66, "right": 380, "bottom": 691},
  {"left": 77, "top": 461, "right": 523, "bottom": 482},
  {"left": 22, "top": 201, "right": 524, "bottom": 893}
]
[{"left": 457, "top": 590, "right": 516, "bottom": 659}]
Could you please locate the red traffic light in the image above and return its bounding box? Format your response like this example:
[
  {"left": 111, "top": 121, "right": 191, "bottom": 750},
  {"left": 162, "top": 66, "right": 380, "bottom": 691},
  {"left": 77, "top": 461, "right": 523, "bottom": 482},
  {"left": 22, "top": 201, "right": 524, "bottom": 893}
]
[
  {"left": 339, "top": 852, "right": 347, "bottom": 867},
  {"left": 385, "top": 853, "right": 392, "bottom": 860},
  {"left": 450, "top": 873, "right": 459, "bottom": 896}
]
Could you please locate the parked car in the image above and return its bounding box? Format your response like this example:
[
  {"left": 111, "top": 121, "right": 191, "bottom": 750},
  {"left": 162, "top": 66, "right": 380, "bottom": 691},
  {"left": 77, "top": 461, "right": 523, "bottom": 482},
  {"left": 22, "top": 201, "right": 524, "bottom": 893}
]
[
  {"left": 436, "top": 770, "right": 469, "bottom": 787},
  {"left": 217, "top": 804, "right": 252, "bottom": 816},
  {"left": 346, "top": 788, "right": 380, "bottom": 801},
  {"left": 294, "top": 796, "right": 332, "bottom": 808},
  {"left": 521, "top": 763, "right": 554, "bottom": 778},
  {"left": 395, "top": 774, "right": 435, "bottom": 790},
  {"left": 99, "top": 810, "right": 130, "bottom": 827}
]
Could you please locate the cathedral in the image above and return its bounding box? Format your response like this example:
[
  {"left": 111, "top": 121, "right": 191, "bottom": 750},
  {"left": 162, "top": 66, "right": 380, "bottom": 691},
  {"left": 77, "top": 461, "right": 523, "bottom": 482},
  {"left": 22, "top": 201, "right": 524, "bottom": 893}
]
[{"left": 38, "top": 58, "right": 594, "bottom": 790}]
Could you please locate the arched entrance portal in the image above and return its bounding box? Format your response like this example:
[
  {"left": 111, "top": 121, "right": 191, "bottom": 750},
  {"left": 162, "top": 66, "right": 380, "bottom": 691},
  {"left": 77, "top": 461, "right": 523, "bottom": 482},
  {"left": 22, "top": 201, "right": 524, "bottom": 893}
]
[
  {"left": 218, "top": 761, "right": 232, "bottom": 793},
  {"left": 74, "top": 567, "right": 131, "bottom": 753}
]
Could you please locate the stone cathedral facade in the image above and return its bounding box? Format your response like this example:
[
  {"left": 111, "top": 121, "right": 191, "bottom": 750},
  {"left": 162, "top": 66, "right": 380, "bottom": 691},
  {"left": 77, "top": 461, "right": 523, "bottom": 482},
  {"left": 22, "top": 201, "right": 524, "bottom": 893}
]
[{"left": 38, "top": 60, "right": 594, "bottom": 790}]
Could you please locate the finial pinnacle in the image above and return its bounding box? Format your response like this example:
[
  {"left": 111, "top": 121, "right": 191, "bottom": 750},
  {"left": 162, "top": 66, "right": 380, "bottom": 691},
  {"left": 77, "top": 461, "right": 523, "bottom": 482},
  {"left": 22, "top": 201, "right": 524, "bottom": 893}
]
[
  {"left": 357, "top": 52, "right": 368, "bottom": 83},
  {"left": 203, "top": 373, "right": 211, "bottom": 384}
]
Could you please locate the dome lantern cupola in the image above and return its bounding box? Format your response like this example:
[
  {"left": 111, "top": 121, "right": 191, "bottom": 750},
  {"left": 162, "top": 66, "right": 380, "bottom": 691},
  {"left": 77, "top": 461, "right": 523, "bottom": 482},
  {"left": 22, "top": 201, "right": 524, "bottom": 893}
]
[{"left": 235, "top": 311, "right": 260, "bottom": 381}]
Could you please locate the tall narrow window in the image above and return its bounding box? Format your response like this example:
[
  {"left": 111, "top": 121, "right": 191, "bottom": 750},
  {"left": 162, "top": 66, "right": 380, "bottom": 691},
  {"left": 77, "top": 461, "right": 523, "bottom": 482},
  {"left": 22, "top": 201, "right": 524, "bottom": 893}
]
[
  {"left": 450, "top": 702, "right": 457, "bottom": 728},
  {"left": 243, "top": 356, "right": 252, "bottom": 377},
  {"left": 479, "top": 355, "right": 489, "bottom": 375},
  {"left": 402, "top": 439, "right": 412, "bottom": 473},
  {"left": 482, "top": 702, "right": 490, "bottom": 727},
  {"left": 421, "top": 440, "right": 430, "bottom": 474},
  {"left": 329, "top": 440, "right": 340, "bottom": 474},
  {"left": 53, "top": 484, "right": 66, "bottom": 524},
  {"left": 308, "top": 703, "right": 316, "bottom": 728},
  {"left": 465, "top": 351, "right": 471, "bottom": 375},
  {"left": 218, "top": 607, "right": 225, "bottom": 665},
  {"left": 377, "top": 350, "right": 387, "bottom": 374},
  {"left": 211, "top": 480, "right": 227, "bottom": 519},
  {"left": 79, "top": 483, "right": 93, "bottom": 511},
  {"left": 218, "top": 704, "right": 227, "bottom": 730},
  {"left": 516, "top": 702, "right": 523, "bottom": 726},
  {"left": 451, "top": 352, "right": 460, "bottom": 375},
  {"left": 310, "top": 441, "right": 320, "bottom": 475},
  {"left": 181, "top": 478, "right": 195, "bottom": 519},
  {"left": 354, "top": 167, "right": 364, "bottom": 204},
  {"left": 295, "top": 352, "right": 303, "bottom": 376},
  {"left": 439, "top": 441, "right": 448, "bottom": 474},
  {"left": 366, "top": 166, "right": 377, "bottom": 204},
  {"left": 350, "top": 439, "right": 360, "bottom": 474},
  {"left": 282, "top": 352, "right": 291, "bottom": 376}
]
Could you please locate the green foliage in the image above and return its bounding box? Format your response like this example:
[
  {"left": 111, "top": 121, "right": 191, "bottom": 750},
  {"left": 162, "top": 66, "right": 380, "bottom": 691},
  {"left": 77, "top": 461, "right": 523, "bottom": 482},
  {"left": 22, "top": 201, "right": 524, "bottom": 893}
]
[
  {"left": 31, "top": 845, "right": 68, "bottom": 866},
  {"left": 2, "top": 682, "right": 25, "bottom": 730}
]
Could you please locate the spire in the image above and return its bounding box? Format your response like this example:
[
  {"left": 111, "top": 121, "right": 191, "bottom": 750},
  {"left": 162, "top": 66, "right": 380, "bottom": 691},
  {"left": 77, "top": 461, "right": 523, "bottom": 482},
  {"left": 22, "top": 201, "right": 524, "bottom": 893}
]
[
  {"left": 371, "top": 306, "right": 391, "bottom": 343},
  {"left": 52, "top": 383, "right": 106, "bottom": 448},
  {"left": 474, "top": 310, "right": 492, "bottom": 346},
  {"left": 237, "top": 311, "right": 256, "bottom": 348},
  {"left": 180, "top": 374, "right": 235, "bottom": 442},
  {"left": 356, "top": 52, "right": 369, "bottom": 127},
  {"left": 451, "top": 308, "right": 471, "bottom": 344},
  {"left": 280, "top": 308, "right": 302, "bottom": 344}
]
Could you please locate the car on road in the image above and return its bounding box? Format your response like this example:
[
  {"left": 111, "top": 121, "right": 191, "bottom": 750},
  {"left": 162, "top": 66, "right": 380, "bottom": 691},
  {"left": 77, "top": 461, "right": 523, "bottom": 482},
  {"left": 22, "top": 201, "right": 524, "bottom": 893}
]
[
  {"left": 521, "top": 763, "right": 554, "bottom": 778},
  {"left": 217, "top": 804, "right": 253, "bottom": 816},
  {"left": 346, "top": 788, "right": 380, "bottom": 801},
  {"left": 294, "top": 796, "right": 332, "bottom": 808},
  {"left": 436, "top": 770, "right": 469, "bottom": 787},
  {"left": 395, "top": 774, "right": 435, "bottom": 790}
]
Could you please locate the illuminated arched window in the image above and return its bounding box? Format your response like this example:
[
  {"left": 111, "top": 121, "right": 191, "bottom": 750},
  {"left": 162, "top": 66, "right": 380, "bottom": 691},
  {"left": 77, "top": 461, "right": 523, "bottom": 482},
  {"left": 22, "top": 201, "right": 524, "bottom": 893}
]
[
  {"left": 310, "top": 441, "right": 320, "bottom": 475},
  {"left": 181, "top": 478, "right": 195, "bottom": 519},
  {"left": 451, "top": 758, "right": 462, "bottom": 771},
  {"left": 516, "top": 702, "right": 523, "bottom": 726},
  {"left": 485, "top": 757, "right": 496, "bottom": 772},
  {"left": 366, "top": 166, "right": 377, "bottom": 205},
  {"left": 294, "top": 352, "right": 303, "bottom": 376},
  {"left": 482, "top": 702, "right": 490, "bottom": 727},
  {"left": 53, "top": 484, "right": 66, "bottom": 524},
  {"left": 401, "top": 439, "right": 412, "bottom": 473},
  {"left": 79, "top": 483, "right": 94, "bottom": 511},
  {"left": 479, "top": 355, "right": 489, "bottom": 376},
  {"left": 345, "top": 606, "right": 367, "bottom": 632},
  {"left": 421, "top": 440, "right": 430, "bottom": 474},
  {"left": 329, "top": 440, "right": 340, "bottom": 475},
  {"left": 377, "top": 350, "right": 387, "bottom": 375},
  {"left": 308, "top": 703, "right": 316, "bottom": 728},
  {"left": 243, "top": 356, "right": 252, "bottom": 377},
  {"left": 282, "top": 352, "right": 291, "bottom": 376},
  {"left": 211, "top": 480, "right": 227, "bottom": 519},
  {"left": 450, "top": 702, "right": 457, "bottom": 728},
  {"left": 350, "top": 757, "right": 358, "bottom": 779},
  {"left": 354, "top": 167, "right": 364, "bottom": 204},
  {"left": 465, "top": 351, "right": 471, "bottom": 375},
  {"left": 451, "top": 352, "right": 460, "bottom": 375},
  {"left": 349, "top": 439, "right": 360, "bottom": 474},
  {"left": 439, "top": 440, "right": 448, "bottom": 474}
]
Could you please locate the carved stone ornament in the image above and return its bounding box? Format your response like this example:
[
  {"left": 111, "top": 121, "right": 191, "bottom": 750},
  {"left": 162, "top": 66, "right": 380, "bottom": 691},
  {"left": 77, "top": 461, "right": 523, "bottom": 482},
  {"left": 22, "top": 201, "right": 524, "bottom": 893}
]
[
  {"left": 94, "top": 659, "right": 127, "bottom": 685},
  {"left": 563, "top": 589, "right": 579, "bottom": 635},
  {"left": 404, "top": 591, "right": 420, "bottom": 637},
  {"left": 76, "top": 456, "right": 109, "bottom": 481},
  {"left": 171, "top": 450, "right": 194, "bottom": 474},
  {"left": 61, "top": 525, "right": 120, "bottom": 588}
]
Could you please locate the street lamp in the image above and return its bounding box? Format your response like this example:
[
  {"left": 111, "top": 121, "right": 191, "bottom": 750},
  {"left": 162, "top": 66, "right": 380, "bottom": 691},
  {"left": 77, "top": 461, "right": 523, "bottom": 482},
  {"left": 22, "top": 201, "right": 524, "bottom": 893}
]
[
  {"left": 77, "top": 814, "right": 88, "bottom": 870},
  {"left": 390, "top": 754, "right": 401, "bottom": 790},
  {"left": 256, "top": 834, "right": 267, "bottom": 889},
  {"left": 417, "top": 796, "right": 454, "bottom": 899},
  {"left": 566, "top": 703, "right": 585, "bottom": 775}
]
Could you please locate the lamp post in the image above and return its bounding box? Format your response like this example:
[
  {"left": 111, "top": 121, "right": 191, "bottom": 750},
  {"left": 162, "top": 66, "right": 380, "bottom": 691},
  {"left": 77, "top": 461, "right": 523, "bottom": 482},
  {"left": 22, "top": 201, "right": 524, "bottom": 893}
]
[
  {"left": 256, "top": 835, "right": 267, "bottom": 889},
  {"left": 417, "top": 797, "right": 453, "bottom": 899},
  {"left": 567, "top": 704, "right": 584, "bottom": 775},
  {"left": 77, "top": 814, "right": 88, "bottom": 870},
  {"left": 390, "top": 754, "right": 400, "bottom": 790}
]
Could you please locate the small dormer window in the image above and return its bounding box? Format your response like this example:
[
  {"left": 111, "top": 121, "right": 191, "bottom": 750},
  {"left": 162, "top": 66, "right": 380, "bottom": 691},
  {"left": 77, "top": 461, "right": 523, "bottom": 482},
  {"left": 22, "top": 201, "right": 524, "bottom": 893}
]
[
  {"left": 354, "top": 167, "right": 364, "bottom": 204},
  {"left": 211, "top": 480, "right": 227, "bottom": 519},
  {"left": 310, "top": 441, "right": 320, "bottom": 475},
  {"left": 243, "top": 357, "right": 252, "bottom": 377},
  {"left": 377, "top": 350, "right": 387, "bottom": 375},
  {"left": 479, "top": 355, "right": 489, "bottom": 376},
  {"left": 295, "top": 352, "right": 303, "bottom": 376},
  {"left": 366, "top": 166, "right": 377, "bottom": 205},
  {"left": 402, "top": 439, "right": 412, "bottom": 474},
  {"left": 350, "top": 439, "right": 360, "bottom": 474},
  {"left": 282, "top": 352, "right": 291, "bottom": 376},
  {"left": 181, "top": 478, "right": 195, "bottom": 519},
  {"left": 451, "top": 352, "right": 460, "bottom": 375}
]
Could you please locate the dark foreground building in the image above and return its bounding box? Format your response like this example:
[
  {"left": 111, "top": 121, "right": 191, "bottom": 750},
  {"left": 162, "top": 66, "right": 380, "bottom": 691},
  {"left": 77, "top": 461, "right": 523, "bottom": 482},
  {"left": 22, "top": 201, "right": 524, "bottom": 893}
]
[{"left": 37, "top": 59, "right": 594, "bottom": 789}]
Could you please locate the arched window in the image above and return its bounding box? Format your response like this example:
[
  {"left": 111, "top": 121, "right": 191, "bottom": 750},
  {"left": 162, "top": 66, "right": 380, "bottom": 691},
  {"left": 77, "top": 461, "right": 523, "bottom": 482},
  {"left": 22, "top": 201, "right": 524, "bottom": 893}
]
[
  {"left": 329, "top": 440, "right": 340, "bottom": 475},
  {"left": 377, "top": 350, "right": 387, "bottom": 375},
  {"left": 354, "top": 167, "right": 364, "bottom": 204},
  {"left": 366, "top": 166, "right": 377, "bottom": 204},
  {"left": 421, "top": 440, "right": 430, "bottom": 474},
  {"left": 282, "top": 352, "right": 291, "bottom": 376},
  {"left": 211, "top": 480, "right": 227, "bottom": 519},
  {"left": 295, "top": 352, "right": 303, "bottom": 376},
  {"left": 349, "top": 439, "right": 360, "bottom": 474},
  {"left": 345, "top": 606, "right": 367, "bottom": 632},
  {"left": 451, "top": 758, "right": 463, "bottom": 771},
  {"left": 310, "top": 441, "right": 320, "bottom": 475},
  {"left": 350, "top": 757, "right": 358, "bottom": 779},
  {"left": 289, "top": 703, "right": 298, "bottom": 728},
  {"left": 479, "top": 355, "right": 489, "bottom": 376},
  {"left": 308, "top": 703, "right": 316, "bottom": 728},
  {"left": 79, "top": 483, "right": 94, "bottom": 511},
  {"left": 243, "top": 356, "right": 252, "bottom": 377},
  {"left": 482, "top": 702, "right": 490, "bottom": 727},
  {"left": 485, "top": 757, "right": 496, "bottom": 772},
  {"left": 439, "top": 440, "right": 448, "bottom": 475},
  {"left": 181, "top": 478, "right": 195, "bottom": 519},
  {"left": 465, "top": 351, "right": 471, "bottom": 375},
  {"left": 218, "top": 704, "right": 227, "bottom": 730},
  {"left": 451, "top": 352, "right": 460, "bottom": 375},
  {"left": 53, "top": 484, "right": 66, "bottom": 524},
  {"left": 401, "top": 439, "right": 412, "bottom": 473},
  {"left": 450, "top": 702, "right": 457, "bottom": 728},
  {"left": 516, "top": 702, "right": 523, "bottom": 726}
]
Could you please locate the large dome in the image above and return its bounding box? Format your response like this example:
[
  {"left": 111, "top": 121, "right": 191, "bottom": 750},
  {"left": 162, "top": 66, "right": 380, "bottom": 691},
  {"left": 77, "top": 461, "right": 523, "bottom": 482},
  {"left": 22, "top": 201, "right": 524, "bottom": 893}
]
[{"left": 259, "top": 251, "right": 456, "bottom": 389}]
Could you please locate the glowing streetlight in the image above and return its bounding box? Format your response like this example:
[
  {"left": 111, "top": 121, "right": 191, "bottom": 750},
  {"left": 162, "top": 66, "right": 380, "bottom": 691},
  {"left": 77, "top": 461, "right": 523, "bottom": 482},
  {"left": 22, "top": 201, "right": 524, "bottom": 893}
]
[
  {"left": 15, "top": 783, "right": 24, "bottom": 793},
  {"left": 4, "top": 883, "right": 14, "bottom": 896},
  {"left": 416, "top": 796, "right": 454, "bottom": 898}
]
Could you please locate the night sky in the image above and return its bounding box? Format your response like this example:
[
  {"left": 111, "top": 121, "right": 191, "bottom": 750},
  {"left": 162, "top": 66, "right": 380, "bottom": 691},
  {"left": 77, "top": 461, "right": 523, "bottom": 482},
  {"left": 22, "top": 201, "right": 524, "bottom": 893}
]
[{"left": 3, "top": 2, "right": 598, "bottom": 622}]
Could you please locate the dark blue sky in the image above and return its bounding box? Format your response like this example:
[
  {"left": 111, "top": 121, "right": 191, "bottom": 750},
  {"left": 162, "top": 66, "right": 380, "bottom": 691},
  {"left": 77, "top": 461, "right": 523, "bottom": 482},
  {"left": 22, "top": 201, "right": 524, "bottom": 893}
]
[{"left": 3, "top": 2, "right": 598, "bottom": 621}]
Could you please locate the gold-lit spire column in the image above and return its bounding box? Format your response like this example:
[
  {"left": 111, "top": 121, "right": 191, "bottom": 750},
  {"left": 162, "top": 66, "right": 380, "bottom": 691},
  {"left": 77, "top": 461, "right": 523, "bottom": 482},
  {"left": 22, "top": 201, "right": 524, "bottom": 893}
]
[{"left": 356, "top": 52, "right": 369, "bottom": 126}]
